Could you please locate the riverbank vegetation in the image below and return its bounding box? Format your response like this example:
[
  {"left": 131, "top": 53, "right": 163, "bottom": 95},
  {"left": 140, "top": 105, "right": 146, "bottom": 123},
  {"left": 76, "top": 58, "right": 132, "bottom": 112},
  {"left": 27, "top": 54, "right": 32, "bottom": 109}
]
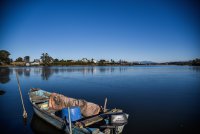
[{"left": 0, "top": 50, "right": 200, "bottom": 66}]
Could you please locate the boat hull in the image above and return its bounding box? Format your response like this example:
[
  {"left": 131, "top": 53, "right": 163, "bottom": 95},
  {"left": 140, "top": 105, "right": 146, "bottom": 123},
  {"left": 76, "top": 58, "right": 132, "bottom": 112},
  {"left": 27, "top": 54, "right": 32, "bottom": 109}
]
[
  {"left": 29, "top": 89, "right": 128, "bottom": 134},
  {"left": 32, "top": 104, "right": 69, "bottom": 133},
  {"left": 32, "top": 104, "right": 91, "bottom": 134}
]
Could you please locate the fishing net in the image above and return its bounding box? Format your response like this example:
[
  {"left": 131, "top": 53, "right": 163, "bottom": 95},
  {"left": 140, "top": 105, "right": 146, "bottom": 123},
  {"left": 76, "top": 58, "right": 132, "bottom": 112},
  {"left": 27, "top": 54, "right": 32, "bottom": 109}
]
[{"left": 49, "top": 93, "right": 101, "bottom": 117}]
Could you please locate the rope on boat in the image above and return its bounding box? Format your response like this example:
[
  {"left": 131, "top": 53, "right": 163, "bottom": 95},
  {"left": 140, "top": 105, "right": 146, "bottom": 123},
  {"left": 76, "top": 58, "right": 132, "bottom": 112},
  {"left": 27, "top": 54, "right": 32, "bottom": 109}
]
[
  {"left": 68, "top": 107, "right": 72, "bottom": 134},
  {"left": 104, "top": 97, "right": 107, "bottom": 112},
  {"left": 16, "top": 71, "right": 27, "bottom": 118}
]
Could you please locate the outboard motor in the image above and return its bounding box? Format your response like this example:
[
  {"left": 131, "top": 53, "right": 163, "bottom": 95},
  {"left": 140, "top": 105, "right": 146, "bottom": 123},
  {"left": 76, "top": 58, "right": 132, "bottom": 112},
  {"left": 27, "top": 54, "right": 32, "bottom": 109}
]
[
  {"left": 109, "top": 112, "right": 128, "bottom": 134},
  {"left": 110, "top": 112, "right": 128, "bottom": 126}
]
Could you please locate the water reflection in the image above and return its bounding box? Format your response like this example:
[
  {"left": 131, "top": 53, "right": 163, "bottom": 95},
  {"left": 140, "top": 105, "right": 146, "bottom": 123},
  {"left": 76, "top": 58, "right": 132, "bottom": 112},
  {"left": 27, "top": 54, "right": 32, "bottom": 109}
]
[
  {"left": 31, "top": 114, "right": 64, "bottom": 134},
  {"left": 190, "top": 66, "right": 200, "bottom": 72},
  {"left": 11, "top": 66, "right": 129, "bottom": 80},
  {"left": 0, "top": 67, "right": 10, "bottom": 84},
  {"left": 41, "top": 67, "right": 53, "bottom": 80},
  {"left": 14, "top": 68, "right": 31, "bottom": 77},
  {"left": 0, "top": 90, "right": 6, "bottom": 95},
  {"left": 24, "top": 68, "right": 31, "bottom": 77},
  {"left": 1, "top": 66, "right": 200, "bottom": 82},
  {"left": 0, "top": 66, "right": 200, "bottom": 134},
  {"left": 0, "top": 66, "right": 128, "bottom": 81},
  {"left": 49, "top": 66, "right": 128, "bottom": 74},
  {"left": 17, "top": 68, "right": 23, "bottom": 76}
]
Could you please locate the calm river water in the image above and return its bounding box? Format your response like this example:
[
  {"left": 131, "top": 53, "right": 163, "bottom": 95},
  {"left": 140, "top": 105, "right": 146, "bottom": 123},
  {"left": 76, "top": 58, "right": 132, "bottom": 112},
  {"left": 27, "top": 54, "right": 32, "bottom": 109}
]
[{"left": 0, "top": 66, "right": 200, "bottom": 134}]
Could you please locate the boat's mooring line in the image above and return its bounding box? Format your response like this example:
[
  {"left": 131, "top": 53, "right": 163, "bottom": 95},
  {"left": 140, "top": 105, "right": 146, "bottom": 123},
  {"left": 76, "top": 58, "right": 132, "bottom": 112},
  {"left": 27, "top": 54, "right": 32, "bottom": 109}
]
[{"left": 16, "top": 71, "right": 28, "bottom": 118}]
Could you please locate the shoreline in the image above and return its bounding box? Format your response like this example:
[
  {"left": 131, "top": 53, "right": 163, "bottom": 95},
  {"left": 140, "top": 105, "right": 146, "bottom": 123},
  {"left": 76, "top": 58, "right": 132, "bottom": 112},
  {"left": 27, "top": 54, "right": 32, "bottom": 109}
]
[{"left": 0, "top": 64, "right": 200, "bottom": 67}]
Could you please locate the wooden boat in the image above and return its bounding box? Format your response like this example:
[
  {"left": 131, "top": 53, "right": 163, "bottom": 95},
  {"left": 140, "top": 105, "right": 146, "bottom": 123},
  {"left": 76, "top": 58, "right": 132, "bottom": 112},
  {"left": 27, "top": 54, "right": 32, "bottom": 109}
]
[
  {"left": 29, "top": 88, "right": 128, "bottom": 134},
  {"left": 31, "top": 113, "right": 64, "bottom": 134}
]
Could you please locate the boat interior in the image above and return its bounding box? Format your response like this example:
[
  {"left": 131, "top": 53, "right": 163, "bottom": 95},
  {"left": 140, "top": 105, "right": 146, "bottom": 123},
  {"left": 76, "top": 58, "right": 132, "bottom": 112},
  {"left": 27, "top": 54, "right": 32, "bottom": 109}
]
[{"left": 29, "top": 88, "right": 128, "bottom": 134}]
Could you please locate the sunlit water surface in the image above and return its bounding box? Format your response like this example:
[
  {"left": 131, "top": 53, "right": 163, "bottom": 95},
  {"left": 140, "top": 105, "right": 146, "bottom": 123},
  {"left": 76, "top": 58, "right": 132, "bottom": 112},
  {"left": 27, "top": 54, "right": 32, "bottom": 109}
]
[{"left": 0, "top": 66, "right": 200, "bottom": 134}]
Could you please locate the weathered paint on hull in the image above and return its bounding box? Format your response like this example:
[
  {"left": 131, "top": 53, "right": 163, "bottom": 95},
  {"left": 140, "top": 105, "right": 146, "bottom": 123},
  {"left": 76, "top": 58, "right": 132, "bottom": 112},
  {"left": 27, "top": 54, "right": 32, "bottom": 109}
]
[
  {"left": 33, "top": 106, "right": 127, "bottom": 134},
  {"left": 33, "top": 106, "right": 90, "bottom": 134},
  {"left": 29, "top": 89, "right": 128, "bottom": 134},
  {"left": 33, "top": 106, "right": 70, "bottom": 133}
]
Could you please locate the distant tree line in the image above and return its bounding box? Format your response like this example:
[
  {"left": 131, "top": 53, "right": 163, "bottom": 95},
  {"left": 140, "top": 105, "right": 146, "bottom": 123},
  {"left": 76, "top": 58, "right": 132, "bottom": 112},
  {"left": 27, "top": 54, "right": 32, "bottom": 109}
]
[
  {"left": 192, "top": 58, "right": 200, "bottom": 66},
  {"left": 0, "top": 50, "right": 200, "bottom": 66}
]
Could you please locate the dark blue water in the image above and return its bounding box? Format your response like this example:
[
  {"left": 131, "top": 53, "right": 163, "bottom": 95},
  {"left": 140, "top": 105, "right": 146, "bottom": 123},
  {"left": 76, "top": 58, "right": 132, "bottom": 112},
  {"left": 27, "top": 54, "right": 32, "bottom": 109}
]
[{"left": 0, "top": 66, "right": 200, "bottom": 134}]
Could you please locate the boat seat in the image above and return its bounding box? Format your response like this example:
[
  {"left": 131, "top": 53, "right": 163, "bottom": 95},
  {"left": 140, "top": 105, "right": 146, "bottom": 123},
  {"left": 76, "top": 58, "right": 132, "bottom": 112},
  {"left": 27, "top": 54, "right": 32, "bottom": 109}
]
[
  {"left": 47, "top": 109, "right": 57, "bottom": 114},
  {"left": 34, "top": 99, "right": 49, "bottom": 104}
]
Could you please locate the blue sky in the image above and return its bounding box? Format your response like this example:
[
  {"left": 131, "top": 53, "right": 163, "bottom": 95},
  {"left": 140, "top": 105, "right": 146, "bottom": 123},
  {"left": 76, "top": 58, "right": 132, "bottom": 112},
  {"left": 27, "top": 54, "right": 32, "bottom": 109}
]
[{"left": 0, "top": 0, "right": 200, "bottom": 62}]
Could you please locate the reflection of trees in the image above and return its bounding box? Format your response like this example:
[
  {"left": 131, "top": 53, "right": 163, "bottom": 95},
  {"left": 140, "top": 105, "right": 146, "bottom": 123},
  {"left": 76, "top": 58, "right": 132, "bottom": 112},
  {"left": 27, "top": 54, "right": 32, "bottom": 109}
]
[
  {"left": 54, "top": 68, "right": 59, "bottom": 74},
  {"left": 0, "top": 67, "right": 129, "bottom": 81},
  {"left": 0, "top": 90, "right": 6, "bottom": 95},
  {"left": 99, "top": 67, "right": 106, "bottom": 73},
  {"left": 0, "top": 67, "right": 10, "bottom": 84},
  {"left": 24, "top": 68, "right": 31, "bottom": 77},
  {"left": 33, "top": 68, "right": 41, "bottom": 75},
  {"left": 111, "top": 67, "right": 115, "bottom": 73},
  {"left": 38, "top": 66, "right": 128, "bottom": 76},
  {"left": 54, "top": 66, "right": 128, "bottom": 74},
  {"left": 190, "top": 66, "right": 200, "bottom": 72},
  {"left": 41, "top": 67, "right": 53, "bottom": 80},
  {"left": 17, "top": 68, "right": 23, "bottom": 76},
  {"left": 119, "top": 67, "right": 127, "bottom": 72},
  {"left": 15, "top": 68, "right": 31, "bottom": 77}
]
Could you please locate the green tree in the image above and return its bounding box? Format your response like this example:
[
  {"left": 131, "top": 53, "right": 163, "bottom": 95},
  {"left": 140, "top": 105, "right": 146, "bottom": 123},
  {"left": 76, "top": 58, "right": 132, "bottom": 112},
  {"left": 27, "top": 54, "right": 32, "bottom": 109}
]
[
  {"left": 60, "top": 59, "right": 65, "bottom": 62},
  {"left": 54, "top": 58, "right": 59, "bottom": 62},
  {"left": 99, "top": 59, "right": 106, "bottom": 64},
  {"left": 24, "top": 56, "right": 30, "bottom": 63},
  {"left": 15, "top": 57, "right": 23, "bottom": 62},
  {"left": 192, "top": 58, "right": 200, "bottom": 66},
  {"left": 40, "top": 53, "right": 53, "bottom": 66},
  {"left": 0, "top": 50, "right": 11, "bottom": 64},
  {"left": 111, "top": 59, "right": 115, "bottom": 63}
]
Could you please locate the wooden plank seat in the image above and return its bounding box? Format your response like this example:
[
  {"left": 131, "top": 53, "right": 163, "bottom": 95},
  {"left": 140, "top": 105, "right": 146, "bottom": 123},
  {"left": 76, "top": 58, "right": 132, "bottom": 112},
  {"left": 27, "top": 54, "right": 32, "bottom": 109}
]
[
  {"left": 46, "top": 109, "right": 57, "bottom": 115},
  {"left": 75, "top": 109, "right": 119, "bottom": 128},
  {"left": 33, "top": 99, "right": 49, "bottom": 104}
]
